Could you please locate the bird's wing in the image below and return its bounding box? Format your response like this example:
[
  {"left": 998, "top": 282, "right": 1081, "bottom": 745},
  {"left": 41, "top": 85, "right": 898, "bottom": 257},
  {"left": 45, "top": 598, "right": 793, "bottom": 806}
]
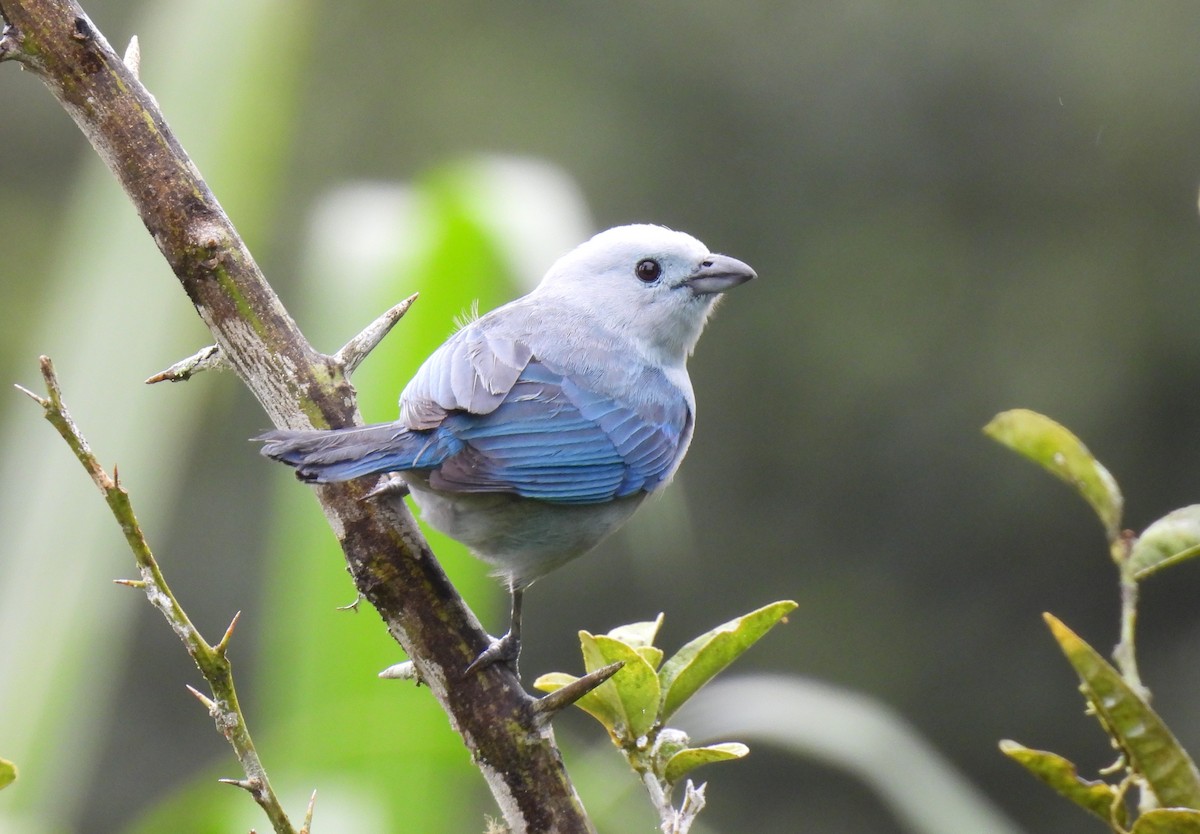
[
  {"left": 428, "top": 360, "right": 691, "bottom": 504},
  {"left": 400, "top": 324, "right": 535, "bottom": 430}
]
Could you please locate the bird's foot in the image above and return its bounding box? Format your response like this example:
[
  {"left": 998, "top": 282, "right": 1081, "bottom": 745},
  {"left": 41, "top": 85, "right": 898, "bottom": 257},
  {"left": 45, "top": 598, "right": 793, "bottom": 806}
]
[{"left": 465, "top": 630, "right": 521, "bottom": 677}]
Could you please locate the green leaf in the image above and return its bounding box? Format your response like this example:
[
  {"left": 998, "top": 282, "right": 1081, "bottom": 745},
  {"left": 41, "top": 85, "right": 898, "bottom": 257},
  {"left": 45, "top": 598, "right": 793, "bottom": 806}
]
[
  {"left": 1130, "top": 506, "right": 1200, "bottom": 580},
  {"left": 578, "top": 631, "right": 631, "bottom": 735},
  {"left": 0, "top": 757, "right": 16, "bottom": 791},
  {"left": 663, "top": 743, "right": 749, "bottom": 784},
  {"left": 658, "top": 600, "right": 798, "bottom": 721},
  {"left": 984, "top": 409, "right": 1123, "bottom": 540},
  {"left": 576, "top": 633, "right": 624, "bottom": 724},
  {"left": 998, "top": 740, "right": 1125, "bottom": 826},
  {"left": 1131, "top": 809, "right": 1200, "bottom": 834},
  {"left": 581, "top": 633, "right": 661, "bottom": 739},
  {"left": 607, "top": 614, "right": 665, "bottom": 649},
  {"left": 532, "top": 672, "right": 574, "bottom": 693},
  {"left": 532, "top": 672, "right": 621, "bottom": 730},
  {"left": 636, "top": 645, "right": 665, "bottom": 670},
  {"left": 1045, "top": 614, "right": 1200, "bottom": 808}
]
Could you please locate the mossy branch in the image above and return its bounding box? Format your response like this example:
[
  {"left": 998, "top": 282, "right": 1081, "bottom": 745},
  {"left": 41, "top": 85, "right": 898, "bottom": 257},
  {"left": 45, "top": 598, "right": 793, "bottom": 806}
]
[{"left": 0, "top": 1, "right": 594, "bottom": 830}]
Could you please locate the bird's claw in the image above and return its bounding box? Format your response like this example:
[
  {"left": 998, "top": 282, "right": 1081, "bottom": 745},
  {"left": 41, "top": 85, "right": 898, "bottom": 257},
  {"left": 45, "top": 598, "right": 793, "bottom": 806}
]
[{"left": 464, "top": 630, "right": 521, "bottom": 677}]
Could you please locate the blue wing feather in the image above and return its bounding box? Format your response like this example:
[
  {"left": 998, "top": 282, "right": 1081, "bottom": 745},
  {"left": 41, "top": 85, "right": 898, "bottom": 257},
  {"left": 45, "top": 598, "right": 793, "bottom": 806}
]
[{"left": 424, "top": 359, "right": 688, "bottom": 503}]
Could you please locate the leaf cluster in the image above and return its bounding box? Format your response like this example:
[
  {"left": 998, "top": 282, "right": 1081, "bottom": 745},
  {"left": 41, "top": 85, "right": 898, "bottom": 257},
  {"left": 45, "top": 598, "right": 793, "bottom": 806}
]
[
  {"left": 534, "top": 601, "right": 796, "bottom": 831},
  {"left": 987, "top": 409, "right": 1200, "bottom": 832}
]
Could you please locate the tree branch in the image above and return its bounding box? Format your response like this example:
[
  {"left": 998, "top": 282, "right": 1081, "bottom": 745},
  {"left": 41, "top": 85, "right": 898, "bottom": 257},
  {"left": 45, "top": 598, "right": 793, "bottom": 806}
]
[
  {"left": 18, "top": 357, "right": 302, "bottom": 834},
  {"left": 0, "top": 1, "right": 593, "bottom": 830}
]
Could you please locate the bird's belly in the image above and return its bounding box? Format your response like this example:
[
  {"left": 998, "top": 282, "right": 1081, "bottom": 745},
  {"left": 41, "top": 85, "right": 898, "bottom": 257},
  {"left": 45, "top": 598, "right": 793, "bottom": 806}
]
[{"left": 404, "top": 476, "right": 645, "bottom": 588}]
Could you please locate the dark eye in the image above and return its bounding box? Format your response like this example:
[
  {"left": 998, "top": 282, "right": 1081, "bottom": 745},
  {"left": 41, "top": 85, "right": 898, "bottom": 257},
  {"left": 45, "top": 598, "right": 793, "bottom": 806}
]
[{"left": 635, "top": 259, "right": 662, "bottom": 283}]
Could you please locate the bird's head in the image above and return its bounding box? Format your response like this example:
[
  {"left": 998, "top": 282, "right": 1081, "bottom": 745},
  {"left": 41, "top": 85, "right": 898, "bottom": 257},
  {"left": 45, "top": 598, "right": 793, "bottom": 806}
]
[{"left": 533, "top": 224, "right": 756, "bottom": 364}]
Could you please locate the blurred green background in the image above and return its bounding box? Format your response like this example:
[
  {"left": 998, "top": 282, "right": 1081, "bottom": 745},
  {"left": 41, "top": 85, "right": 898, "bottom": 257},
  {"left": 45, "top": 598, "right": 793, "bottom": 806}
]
[{"left": 4, "top": 1, "right": 1200, "bottom": 832}]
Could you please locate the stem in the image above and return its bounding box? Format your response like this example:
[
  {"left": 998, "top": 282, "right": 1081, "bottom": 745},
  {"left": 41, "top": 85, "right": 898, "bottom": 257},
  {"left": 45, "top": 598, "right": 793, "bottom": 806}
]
[
  {"left": 1115, "top": 572, "right": 1144, "bottom": 694},
  {"left": 626, "top": 731, "right": 707, "bottom": 834},
  {"left": 1111, "top": 532, "right": 1146, "bottom": 697},
  {"left": 674, "top": 781, "right": 707, "bottom": 834},
  {"left": 18, "top": 358, "right": 299, "bottom": 834},
  {"left": 641, "top": 771, "right": 677, "bottom": 833}
]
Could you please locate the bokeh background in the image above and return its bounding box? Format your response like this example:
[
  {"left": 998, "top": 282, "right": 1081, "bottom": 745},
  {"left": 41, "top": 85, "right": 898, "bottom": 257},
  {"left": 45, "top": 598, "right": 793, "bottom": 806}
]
[{"left": 4, "top": 1, "right": 1200, "bottom": 832}]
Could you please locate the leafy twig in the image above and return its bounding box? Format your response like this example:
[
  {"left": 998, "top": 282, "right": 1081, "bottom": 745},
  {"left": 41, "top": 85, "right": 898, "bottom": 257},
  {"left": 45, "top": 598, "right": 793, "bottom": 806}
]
[
  {"left": 535, "top": 604, "right": 794, "bottom": 833},
  {"left": 987, "top": 408, "right": 1200, "bottom": 823},
  {"left": 16, "top": 356, "right": 307, "bottom": 834},
  {"left": 983, "top": 409, "right": 1149, "bottom": 690}
]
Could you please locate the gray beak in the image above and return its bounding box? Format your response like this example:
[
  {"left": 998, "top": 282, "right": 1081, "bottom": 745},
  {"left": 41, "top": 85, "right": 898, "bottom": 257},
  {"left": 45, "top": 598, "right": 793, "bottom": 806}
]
[{"left": 684, "top": 253, "right": 757, "bottom": 295}]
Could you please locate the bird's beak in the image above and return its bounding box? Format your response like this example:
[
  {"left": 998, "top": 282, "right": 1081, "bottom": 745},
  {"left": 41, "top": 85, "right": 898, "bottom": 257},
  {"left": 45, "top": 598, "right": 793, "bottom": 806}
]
[{"left": 684, "top": 254, "right": 757, "bottom": 295}]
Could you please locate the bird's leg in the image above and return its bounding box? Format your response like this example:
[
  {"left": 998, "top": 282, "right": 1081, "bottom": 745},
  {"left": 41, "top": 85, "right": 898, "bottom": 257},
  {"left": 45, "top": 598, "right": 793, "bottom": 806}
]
[{"left": 465, "top": 585, "right": 523, "bottom": 676}]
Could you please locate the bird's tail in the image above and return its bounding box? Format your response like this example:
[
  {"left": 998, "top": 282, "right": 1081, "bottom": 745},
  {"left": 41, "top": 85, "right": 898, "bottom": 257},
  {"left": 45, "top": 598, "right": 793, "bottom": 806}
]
[{"left": 257, "top": 423, "right": 439, "bottom": 483}]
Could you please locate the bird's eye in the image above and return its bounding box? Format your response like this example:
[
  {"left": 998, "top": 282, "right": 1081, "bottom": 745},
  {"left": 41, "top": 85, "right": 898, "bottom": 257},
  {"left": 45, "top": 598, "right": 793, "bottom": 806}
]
[{"left": 635, "top": 259, "right": 662, "bottom": 284}]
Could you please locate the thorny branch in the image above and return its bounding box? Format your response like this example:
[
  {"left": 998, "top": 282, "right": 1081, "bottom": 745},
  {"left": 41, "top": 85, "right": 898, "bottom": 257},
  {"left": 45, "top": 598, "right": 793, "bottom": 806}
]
[
  {"left": 0, "top": 1, "right": 598, "bottom": 830},
  {"left": 17, "top": 357, "right": 308, "bottom": 834}
]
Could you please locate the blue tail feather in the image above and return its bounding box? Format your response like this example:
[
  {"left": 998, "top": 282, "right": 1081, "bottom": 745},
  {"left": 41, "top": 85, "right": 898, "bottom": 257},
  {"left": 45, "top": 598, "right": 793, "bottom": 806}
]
[{"left": 257, "top": 423, "right": 458, "bottom": 483}]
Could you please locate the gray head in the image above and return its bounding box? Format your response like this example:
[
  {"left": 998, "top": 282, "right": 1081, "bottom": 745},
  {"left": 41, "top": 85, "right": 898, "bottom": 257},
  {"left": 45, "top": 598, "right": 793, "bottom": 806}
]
[{"left": 532, "top": 224, "right": 756, "bottom": 365}]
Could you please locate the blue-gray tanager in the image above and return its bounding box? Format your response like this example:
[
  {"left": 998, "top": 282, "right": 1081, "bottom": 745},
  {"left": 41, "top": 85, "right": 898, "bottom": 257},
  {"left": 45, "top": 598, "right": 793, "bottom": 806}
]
[{"left": 259, "top": 224, "right": 755, "bottom": 670}]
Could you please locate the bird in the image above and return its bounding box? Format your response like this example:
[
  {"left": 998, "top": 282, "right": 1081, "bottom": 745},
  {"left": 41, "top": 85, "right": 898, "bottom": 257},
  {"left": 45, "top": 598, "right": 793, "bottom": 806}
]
[{"left": 258, "top": 224, "right": 755, "bottom": 673}]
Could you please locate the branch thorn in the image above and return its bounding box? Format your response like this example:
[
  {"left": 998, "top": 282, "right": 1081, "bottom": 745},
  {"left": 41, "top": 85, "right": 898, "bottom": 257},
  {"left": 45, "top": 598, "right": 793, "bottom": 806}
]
[
  {"left": 186, "top": 683, "right": 216, "bottom": 712},
  {"left": 13, "top": 383, "right": 47, "bottom": 408},
  {"left": 123, "top": 35, "right": 140, "bottom": 77},
  {"left": 215, "top": 610, "right": 242, "bottom": 656},
  {"left": 146, "top": 344, "right": 227, "bottom": 384},
  {"left": 378, "top": 660, "right": 421, "bottom": 682},
  {"left": 364, "top": 473, "right": 409, "bottom": 500},
  {"left": 336, "top": 593, "right": 363, "bottom": 613},
  {"left": 113, "top": 578, "right": 147, "bottom": 589},
  {"left": 333, "top": 293, "right": 418, "bottom": 377},
  {"left": 300, "top": 789, "right": 317, "bottom": 834},
  {"left": 531, "top": 661, "right": 624, "bottom": 726},
  {"left": 218, "top": 776, "right": 263, "bottom": 795}
]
